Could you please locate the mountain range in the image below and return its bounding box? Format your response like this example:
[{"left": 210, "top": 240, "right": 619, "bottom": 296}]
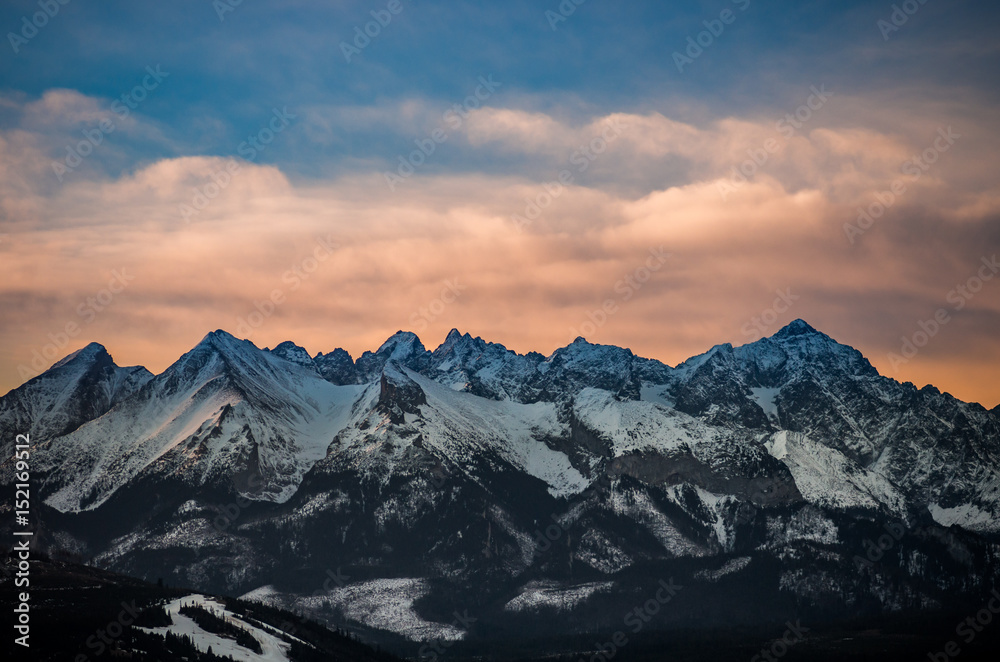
[{"left": 2, "top": 320, "right": 999, "bottom": 653}]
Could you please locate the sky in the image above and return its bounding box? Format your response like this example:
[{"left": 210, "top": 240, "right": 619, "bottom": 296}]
[{"left": 1, "top": 0, "right": 999, "bottom": 407}]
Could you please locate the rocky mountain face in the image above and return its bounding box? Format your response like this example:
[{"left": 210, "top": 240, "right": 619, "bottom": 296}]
[
  {"left": 2, "top": 321, "right": 999, "bottom": 649},
  {"left": 0, "top": 343, "right": 151, "bottom": 453}
]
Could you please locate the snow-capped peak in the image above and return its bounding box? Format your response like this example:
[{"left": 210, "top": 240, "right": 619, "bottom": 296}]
[
  {"left": 195, "top": 329, "right": 254, "bottom": 354},
  {"left": 355, "top": 331, "right": 429, "bottom": 381},
  {"left": 0, "top": 342, "right": 152, "bottom": 447},
  {"left": 773, "top": 318, "right": 821, "bottom": 338},
  {"left": 49, "top": 341, "right": 109, "bottom": 371},
  {"left": 376, "top": 330, "right": 425, "bottom": 356},
  {"left": 442, "top": 327, "right": 466, "bottom": 345},
  {"left": 268, "top": 341, "right": 316, "bottom": 369}
]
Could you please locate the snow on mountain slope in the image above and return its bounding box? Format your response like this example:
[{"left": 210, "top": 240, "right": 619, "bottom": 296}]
[
  {"left": 503, "top": 580, "right": 615, "bottom": 613},
  {"left": 639, "top": 383, "right": 674, "bottom": 408},
  {"left": 749, "top": 387, "right": 781, "bottom": 421},
  {"left": 409, "top": 367, "right": 590, "bottom": 496},
  {"left": 764, "top": 430, "right": 908, "bottom": 517},
  {"left": 13, "top": 320, "right": 998, "bottom": 535},
  {"left": 671, "top": 484, "right": 741, "bottom": 549},
  {"left": 427, "top": 329, "right": 543, "bottom": 400},
  {"left": 327, "top": 363, "right": 589, "bottom": 498},
  {"left": 533, "top": 337, "right": 642, "bottom": 401},
  {"left": 38, "top": 331, "right": 368, "bottom": 511},
  {"left": 694, "top": 556, "right": 753, "bottom": 583},
  {"left": 424, "top": 331, "right": 659, "bottom": 404},
  {"left": 660, "top": 320, "right": 1000, "bottom": 532},
  {"left": 267, "top": 341, "right": 319, "bottom": 371},
  {"left": 606, "top": 480, "right": 712, "bottom": 557},
  {"left": 140, "top": 594, "right": 295, "bottom": 662},
  {"left": 5, "top": 320, "right": 1000, "bottom": 645},
  {"left": 240, "top": 580, "right": 469, "bottom": 643},
  {"left": 928, "top": 502, "right": 1000, "bottom": 533},
  {"left": 575, "top": 386, "right": 716, "bottom": 456},
  {"left": 356, "top": 331, "right": 430, "bottom": 381},
  {"left": 299, "top": 577, "right": 467, "bottom": 642},
  {"left": 0, "top": 342, "right": 151, "bottom": 445}
]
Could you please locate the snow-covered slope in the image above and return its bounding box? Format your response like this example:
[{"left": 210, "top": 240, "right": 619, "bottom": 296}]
[
  {"left": 657, "top": 320, "right": 1000, "bottom": 532},
  {"left": 9, "top": 320, "right": 998, "bottom": 528},
  {"left": 140, "top": 594, "right": 296, "bottom": 662},
  {"left": 4, "top": 320, "right": 999, "bottom": 644},
  {"left": 764, "top": 430, "right": 907, "bottom": 516},
  {"left": 36, "top": 331, "right": 367, "bottom": 511},
  {"left": 0, "top": 342, "right": 151, "bottom": 446}
]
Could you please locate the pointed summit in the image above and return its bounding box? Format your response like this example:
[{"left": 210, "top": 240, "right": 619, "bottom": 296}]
[
  {"left": 375, "top": 331, "right": 425, "bottom": 355},
  {"left": 536, "top": 337, "right": 639, "bottom": 400},
  {"left": 774, "top": 319, "right": 820, "bottom": 338},
  {"left": 189, "top": 330, "right": 265, "bottom": 364},
  {"left": 269, "top": 341, "right": 316, "bottom": 369},
  {"left": 197, "top": 329, "right": 243, "bottom": 347},
  {"left": 49, "top": 342, "right": 109, "bottom": 371},
  {"left": 356, "top": 331, "right": 429, "bottom": 381},
  {"left": 435, "top": 328, "right": 471, "bottom": 356},
  {"left": 164, "top": 330, "right": 273, "bottom": 388},
  {"left": 315, "top": 347, "right": 358, "bottom": 385},
  {"left": 547, "top": 336, "right": 636, "bottom": 367},
  {"left": 1, "top": 342, "right": 152, "bottom": 443}
]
